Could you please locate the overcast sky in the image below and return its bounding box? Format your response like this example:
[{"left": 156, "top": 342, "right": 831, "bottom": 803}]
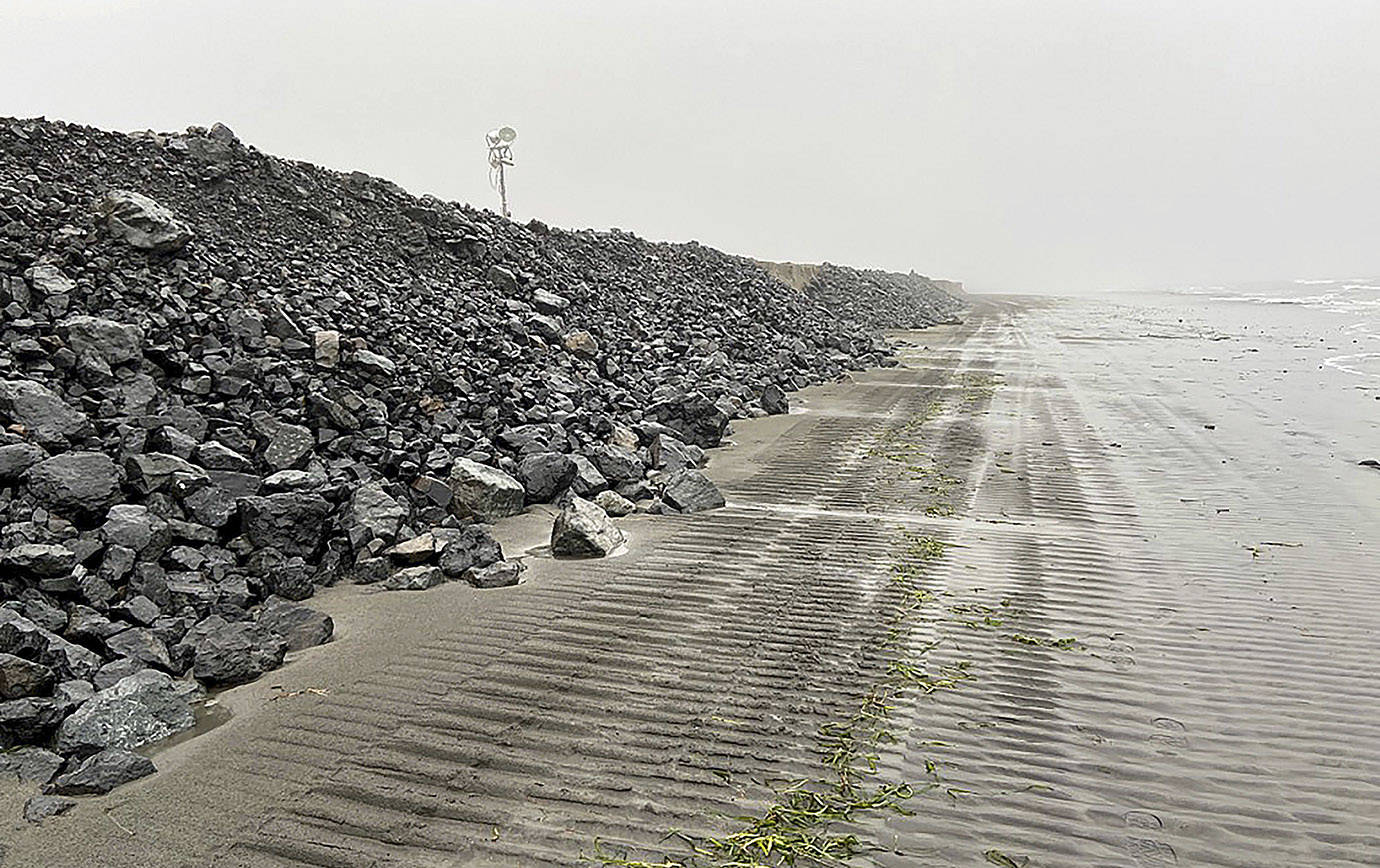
[{"left": 3, "top": 1, "right": 1378, "bottom": 293}]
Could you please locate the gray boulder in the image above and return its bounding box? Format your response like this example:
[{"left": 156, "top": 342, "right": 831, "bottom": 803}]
[
  {"left": 661, "top": 469, "right": 726, "bottom": 513},
  {"left": 24, "top": 794, "right": 76, "bottom": 824},
  {"left": 97, "top": 189, "right": 192, "bottom": 253},
  {"left": 593, "top": 489, "right": 636, "bottom": 517},
  {"left": 651, "top": 434, "right": 704, "bottom": 473},
  {"left": 3, "top": 543, "right": 76, "bottom": 578},
  {"left": 124, "top": 452, "right": 208, "bottom": 496},
  {"left": 251, "top": 412, "right": 314, "bottom": 471},
  {"left": 101, "top": 504, "right": 171, "bottom": 558},
  {"left": 590, "top": 443, "right": 646, "bottom": 484},
  {"left": 551, "top": 494, "right": 625, "bottom": 558},
  {"left": 496, "top": 422, "right": 567, "bottom": 455},
  {"left": 437, "top": 525, "right": 504, "bottom": 578},
  {"left": 646, "top": 392, "right": 731, "bottom": 448},
  {"left": 342, "top": 481, "right": 408, "bottom": 546},
  {"left": 516, "top": 452, "right": 576, "bottom": 503},
  {"left": 0, "top": 697, "right": 64, "bottom": 747},
  {"left": 0, "top": 653, "right": 56, "bottom": 700},
  {"left": 447, "top": 458, "right": 525, "bottom": 522},
  {"left": 761, "top": 383, "right": 789, "bottom": 415},
  {"left": 55, "top": 669, "right": 197, "bottom": 755},
  {"left": 569, "top": 454, "right": 608, "bottom": 496},
  {"left": 191, "top": 621, "right": 287, "bottom": 686},
  {"left": 468, "top": 561, "right": 523, "bottom": 589},
  {"left": 0, "top": 610, "right": 101, "bottom": 681},
  {"left": 0, "top": 379, "right": 91, "bottom": 444},
  {"left": 238, "top": 493, "right": 330, "bottom": 558},
  {"left": 46, "top": 748, "right": 156, "bottom": 795},
  {"left": 384, "top": 565, "right": 445, "bottom": 591},
  {"left": 25, "top": 451, "right": 121, "bottom": 516},
  {"left": 104, "top": 628, "right": 173, "bottom": 672},
  {"left": 256, "top": 597, "right": 333, "bottom": 651},
  {"left": 0, "top": 442, "right": 47, "bottom": 481},
  {"left": 59, "top": 315, "right": 143, "bottom": 366},
  {"left": 1, "top": 746, "right": 64, "bottom": 783}
]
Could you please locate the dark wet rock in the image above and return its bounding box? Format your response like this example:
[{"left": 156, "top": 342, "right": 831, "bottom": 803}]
[
  {"left": 238, "top": 493, "right": 330, "bottom": 559},
  {"left": 589, "top": 444, "right": 646, "bottom": 485},
  {"left": 3, "top": 543, "right": 76, "bottom": 579},
  {"left": 592, "top": 489, "right": 636, "bottom": 518},
  {"left": 661, "top": 469, "right": 726, "bottom": 513},
  {"left": 0, "top": 653, "right": 55, "bottom": 700},
  {"left": 59, "top": 316, "right": 143, "bottom": 366},
  {"left": 384, "top": 565, "right": 445, "bottom": 591},
  {"left": 649, "top": 434, "right": 704, "bottom": 474},
  {"left": 0, "top": 442, "right": 47, "bottom": 481},
  {"left": 516, "top": 452, "right": 576, "bottom": 504},
  {"left": 24, "top": 794, "right": 76, "bottom": 824},
  {"left": 124, "top": 452, "right": 208, "bottom": 496},
  {"left": 569, "top": 455, "right": 608, "bottom": 496},
  {"left": 191, "top": 621, "right": 288, "bottom": 686},
  {"left": 55, "top": 669, "right": 196, "bottom": 755},
  {"left": 437, "top": 525, "right": 504, "bottom": 578},
  {"left": 45, "top": 747, "right": 156, "bottom": 795},
  {"left": 761, "top": 383, "right": 789, "bottom": 415},
  {"left": 497, "top": 422, "right": 567, "bottom": 456},
  {"left": 646, "top": 392, "right": 731, "bottom": 449},
  {"left": 251, "top": 413, "right": 314, "bottom": 472},
  {"left": 1, "top": 746, "right": 64, "bottom": 784},
  {"left": 104, "top": 628, "right": 173, "bottom": 672},
  {"left": 0, "top": 610, "right": 102, "bottom": 681},
  {"left": 256, "top": 596, "right": 333, "bottom": 651},
  {"left": 551, "top": 493, "right": 625, "bottom": 557},
  {"left": 0, "top": 697, "right": 64, "bottom": 747},
  {"left": 25, "top": 451, "right": 121, "bottom": 516},
  {"left": 98, "top": 189, "right": 192, "bottom": 253},
  {"left": 467, "top": 560, "right": 524, "bottom": 588},
  {"left": 0, "top": 379, "right": 91, "bottom": 445},
  {"left": 101, "top": 504, "right": 171, "bottom": 557},
  {"left": 342, "top": 482, "right": 408, "bottom": 547},
  {"left": 448, "top": 458, "right": 525, "bottom": 522}
]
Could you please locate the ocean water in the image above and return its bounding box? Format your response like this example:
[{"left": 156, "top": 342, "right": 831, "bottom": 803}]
[{"left": 1168, "top": 277, "right": 1380, "bottom": 379}]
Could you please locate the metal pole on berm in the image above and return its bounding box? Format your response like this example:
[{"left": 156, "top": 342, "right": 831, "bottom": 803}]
[{"left": 486, "top": 126, "right": 517, "bottom": 219}]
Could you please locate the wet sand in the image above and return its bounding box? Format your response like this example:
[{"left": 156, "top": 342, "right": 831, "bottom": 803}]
[{"left": 4, "top": 296, "right": 1377, "bottom": 866}]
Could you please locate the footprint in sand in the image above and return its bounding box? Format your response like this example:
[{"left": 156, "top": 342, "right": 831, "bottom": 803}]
[
  {"left": 1126, "top": 836, "right": 1179, "bottom": 865},
  {"left": 1149, "top": 716, "right": 1189, "bottom": 750}
]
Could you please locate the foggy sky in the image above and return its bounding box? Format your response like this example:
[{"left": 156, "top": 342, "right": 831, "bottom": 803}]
[{"left": 3, "top": 1, "right": 1378, "bottom": 294}]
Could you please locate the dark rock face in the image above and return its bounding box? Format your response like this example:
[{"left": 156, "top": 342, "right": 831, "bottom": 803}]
[
  {"left": 437, "top": 525, "right": 504, "bottom": 578},
  {"left": 256, "top": 596, "right": 333, "bottom": 651},
  {"left": 516, "top": 452, "right": 576, "bottom": 503},
  {"left": 55, "top": 669, "right": 197, "bottom": 755},
  {"left": 646, "top": 393, "right": 731, "bottom": 449},
  {"left": 23, "top": 794, "right": 76, "bottom": 824},
  {"left": 448, "top": 458, "right": 525, "bottom": 522},
  {"left": 190, "top": 621, "right": 288, "bottom": 686},
  {"left": 24, "top": 451, "right": 121, "bottom": 515},
  {"left": 45, "top": 747, "right": 156, "bottom": 795},
  {"left": 2, "top": 746, "right": 64, "bottom": 784},
  {"left": 661, "top": 469, "right": 727, "bottom": 513},
  {"left": 0, "top": 115, "right": 963, "bottom": 776},
  {"left": 551, "top": 494, "right": 625, "bottom": 558},
  {"left": 0, "top": 653, "right": 55, "bottom": 700}
]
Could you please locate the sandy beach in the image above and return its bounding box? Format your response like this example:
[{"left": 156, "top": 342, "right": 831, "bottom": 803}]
[{"left": 4, "top": 295, "right": 1377, "bottom": 866}]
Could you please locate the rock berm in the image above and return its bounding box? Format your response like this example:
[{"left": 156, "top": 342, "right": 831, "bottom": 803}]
[{"left": 0, "top": 116, "right": 964, "bottom": 794}]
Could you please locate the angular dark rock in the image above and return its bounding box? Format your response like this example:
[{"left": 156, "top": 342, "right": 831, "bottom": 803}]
[
  {"left": 0, "top": 442, "right": 47, "bottom": 481},
  {"left": 516, "top": 452, "right": 577, "bottom": 504},
  {"left": 25, "top": 451, "right": 121, "bottom": 516},
  {"left": 661, "top": 469, "right": 726, "bottom": 513},
  {"left": 447, "top": 458, "right": 525, "bottom": 522},
  {"left": 589, "top": 443, "right": 646, "bottom": 485},
  {"left": 761, "top": 383, "right": 789, "bottom": 415},
  {"left": 1, "top": 746, "right": 65, "bottom": 784},
  {"left": 437, "top": 525, "right": 504, "bottom": 578},
  {"left": 551, "top": 493, "right": 625, "bottom": 558},
  {"left": 46, "top": 747, "right": 156, "bottom": 795},
  {"left": 0, "top": 379, "right": 91, "bottom": 444},
  {"left": 190, "top": 621, "right": 287, "bottom": 686},
  {"left": 0, "top": 652, "right": 56, "bottom": 700},
  {"left": 646, "top": 392, "right": 731, "bottom": 449},
  {"left": 98, "top": 189, "right": 192, "bottom": 253},
  {"left": 24, "top": 794, "right": 76, "bottom": 824},
  {"left": 238, "top": 493, "right": 330, "bottom": 559},
  {"left": 55, "top": 669, "right": 197, "bottom": 755},
  {"left": 256, "top": 596, "right": 333, "bottom": 651},
  {"left": 59, "top": 315, "right": 144, "bottom": 366}
]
